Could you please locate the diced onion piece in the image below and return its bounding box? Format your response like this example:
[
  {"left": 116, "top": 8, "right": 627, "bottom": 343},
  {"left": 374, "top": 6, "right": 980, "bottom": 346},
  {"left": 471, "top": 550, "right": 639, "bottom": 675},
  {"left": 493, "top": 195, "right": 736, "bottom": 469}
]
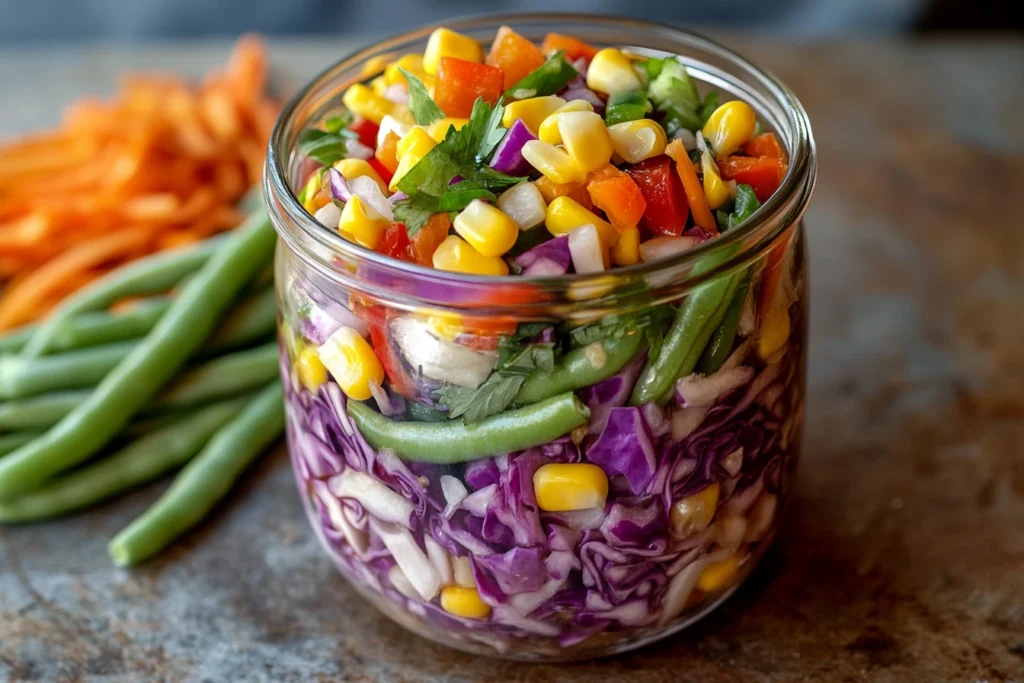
[
  {"left": 390, "top": 316, "right": 496, "bottom": 389},
  {"left": 345, "top": 139, "right": 375, "bottom": 160},
  {"left": 714, "top": 514, "right": 748, "bottom": 552},
  {"left": 639, "top": 236, "right": 698, "bottom": 263},
  {"left": 658, "top": 558, "right": 707, "bottom": 626},
  {"left": 313, "top": 203, "right": 342, "bottom": 228},
  {"left": 424, "top": 535, "right": 454, "bottom": 584},
  {"left": 349, "top": 175, "right": 393, "bottom": 221},
  {"left": 370, "top": 519, "right": 441, "bottom": 601},
  {"left": 453, "top": 555, "right": 476, "bottom": 587},
  {"left": 744, "top": 493, "right": 777, "bottom": 543},
  {"left": 328, "top": 469, "right": 415, "bottom": 527},
  {"left": 440, "top": 475, "right": 469, "bottom": 517},
  {"left": 497, "top": 181, "right": 547, "bottom": 230},
  {"left": 567, "top": 224, "right": 606, "bottom": 274},
  {"left": 388, "top": 565, "right": 421, "bottom": 600},
  {"left": 377, "top": 114, "right": 413, "bottom": 148}
]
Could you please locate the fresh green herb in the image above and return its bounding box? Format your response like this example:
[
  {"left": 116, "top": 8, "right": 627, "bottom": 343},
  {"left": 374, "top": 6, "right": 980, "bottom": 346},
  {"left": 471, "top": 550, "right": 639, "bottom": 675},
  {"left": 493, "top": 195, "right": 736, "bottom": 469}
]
[
  {"left": 391, "top": 194, "right": 442, "bottom": 231},
  {"left": 435, "top": 374, "right": 525, "bottom": 423},
  {"left": 715, "top": 210, "right": 731, "bottom": 233},
  {"left": 715, "top": 184, "right": 761, "bottom": 233},
  {"left": 605, "top": 90, "right": 652, "bottom": 126},
  {"left": 399, "top": 68, "right": 445, "bottom": 126},
  {"left": 297, "top": 128, "right": 357, "bottom": 166},
  {"left": 437, "top": 181, "right": 497, "bottom": 212},
  {"left": 497, "top": 342, "right": 556, "bottom": 376},
  {"left": 505, "top": 51, "right": 579, "bottom": 100},
  {"left": 569, "top": 306, "right": 673, "bottom": 348},
  {"left": 324, "top": 113, "right": 354, "bottom": 134},
  {"left": 646, "top": 56, "right": 702, "bottom": 135},
  {"left": 698, "top": 91, "right": 720, "bottom": 126}
]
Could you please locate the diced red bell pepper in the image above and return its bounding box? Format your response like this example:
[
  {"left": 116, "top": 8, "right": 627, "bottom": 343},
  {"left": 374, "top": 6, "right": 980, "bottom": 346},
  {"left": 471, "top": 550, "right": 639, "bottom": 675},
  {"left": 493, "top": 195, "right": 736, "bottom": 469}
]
[
  {"left": 348, "top": 117, "right": 379, "bottom": 149},
  {"left": 541, "top": 33, "right": 598, "bottom": 60},
  {"left": 717, "top": 156, "right": 787, "bottom": 203},
  {"left": 368, "top": 322, "right": 419, "bottom": 399},
  {"left": 626, "top": 155, "right": 690, "bottom": 236},
  {"left": 741, "top": 132, "right": 785, "bottom": 160},
  {"left": 367, "top": 157, "right": 394, "bottom": 188},
  {"left": 587, "top": 173, "right": 647, "bottom": 231},
  {"left": 434, "top": 58, "right": 504, "bottom": 118},
  {"left": 487, "top": 25, "right": 546, "bottom": 90},
  {"left": 377, "top": 223, "right": 413, "bottom": 262}
]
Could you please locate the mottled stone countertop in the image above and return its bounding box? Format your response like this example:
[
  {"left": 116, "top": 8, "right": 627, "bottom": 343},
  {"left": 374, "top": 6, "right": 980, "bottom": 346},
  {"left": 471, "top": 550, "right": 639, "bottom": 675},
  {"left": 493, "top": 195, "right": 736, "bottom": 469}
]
[{"left": 1, "top": 36, "right": 1022, "bottom": 683}]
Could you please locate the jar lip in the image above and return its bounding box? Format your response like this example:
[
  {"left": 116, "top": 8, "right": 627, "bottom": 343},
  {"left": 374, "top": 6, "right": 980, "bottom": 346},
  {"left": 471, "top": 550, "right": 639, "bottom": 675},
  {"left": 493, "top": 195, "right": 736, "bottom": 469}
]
[{"left": 265, "top": 12, "right": 816, "bottom": 306}]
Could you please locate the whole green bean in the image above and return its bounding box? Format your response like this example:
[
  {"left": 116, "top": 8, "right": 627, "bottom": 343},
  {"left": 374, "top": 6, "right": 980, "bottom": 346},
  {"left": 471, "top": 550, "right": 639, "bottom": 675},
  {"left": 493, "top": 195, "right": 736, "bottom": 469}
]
[
  {"left": 0, "top": 392, "right": 87, "bottom": 431},
  {"left": 0, "top": 400, "right": 245, "bottom": 524},
  {"left": 0, "top": 212, "right": 275, "bottom": 501},
  {"left": 630, "top": 250, "right": 741, "bottom": 406},
  {"left": 0, "top": 300, "right": 171, "bottom": 355},
  {"left": 107, "top": 381, "right": 284, "bottom": 567},
  {"left": 0, "top": 341, "right": 137, "bottom": 400},
  {"left": 153, "top": 342, "right": 280, "bottom": 409},
  {"left": 696, "top": 273, "right": 751, "bottom": 375},
  {"left": 0, "top": 433, "right": 39, "bottom": 457},
  {"left": 204, "top": 287, "right": 278, "bottom": 353},
  {"left": 348, "top": 392, "right": 590, "bottom": 464},
  {"left": 514, "top": 331, "right": 643, "bottom": 406}
]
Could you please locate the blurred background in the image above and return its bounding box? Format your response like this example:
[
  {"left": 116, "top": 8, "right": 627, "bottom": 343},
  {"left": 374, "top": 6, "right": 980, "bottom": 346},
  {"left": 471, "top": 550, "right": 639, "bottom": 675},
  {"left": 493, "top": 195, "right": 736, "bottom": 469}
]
[{"left": 0, "top": 0, "right": 1019, "bottom": 42}]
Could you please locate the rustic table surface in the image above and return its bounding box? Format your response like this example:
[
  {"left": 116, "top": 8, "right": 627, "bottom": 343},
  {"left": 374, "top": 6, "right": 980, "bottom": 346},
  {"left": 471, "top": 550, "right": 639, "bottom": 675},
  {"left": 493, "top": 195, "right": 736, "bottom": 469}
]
[{"left": 0, "top": 36, "right": 1022, "bottom": 683}]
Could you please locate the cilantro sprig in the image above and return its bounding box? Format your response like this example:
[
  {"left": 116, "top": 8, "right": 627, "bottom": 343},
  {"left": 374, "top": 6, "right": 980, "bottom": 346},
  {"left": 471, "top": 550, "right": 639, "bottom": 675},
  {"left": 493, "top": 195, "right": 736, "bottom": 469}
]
[
  {"left": 297, "top": 112, "right": 357, "bottom": 165},
  {"left": 399, "top": 68, "right": 445, "bottom": 126},
  {"left": 505, "top": 51, "right": 579, "bottom": 100}
]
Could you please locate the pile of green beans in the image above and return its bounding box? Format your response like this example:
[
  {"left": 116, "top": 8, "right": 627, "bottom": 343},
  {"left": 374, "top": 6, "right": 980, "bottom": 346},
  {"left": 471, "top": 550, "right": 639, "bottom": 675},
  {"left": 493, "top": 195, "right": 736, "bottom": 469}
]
[{"left": 0, "top": 209, "right": 286, "bottom": 567}]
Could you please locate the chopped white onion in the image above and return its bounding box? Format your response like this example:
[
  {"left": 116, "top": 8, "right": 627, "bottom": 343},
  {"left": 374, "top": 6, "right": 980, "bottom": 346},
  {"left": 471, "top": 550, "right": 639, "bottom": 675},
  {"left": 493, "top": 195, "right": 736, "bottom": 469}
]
[
  {"left": 390, "top": 317, "right": 496, "bottom": 389},
  {"left": 497, "top": 181, "right": 547, "bottom": 230},
  {"left": 382, "top": 83, "right": 409, "bottom": 105},
  {"left": 676, "top": 365, "right": 755, "bottom": 407},
  {"left": 670, "top": 405, "right": 708, "bottom": 441},
  {"left": 440, "top": 475, "right": 469, "bottom": 518},
  {"left": 376, "top": 114, "right": 412, "bottom": 148},
  {"left": 567, "top": 224, "right": 606, "bottom": 274},
  {"left": 349, "top": 175, "right": 393, "bottom": 221},
  {"left": 744, "top": 493, "right": 778, "bottom": 543},
  {"left": 312, "top": 202, "right": 342, "bottom": 229},
  {"left": 314, "top": 481, "right": 367, "bottom": 554},
  {"left": 721, "top": 447, "right": 744, "bottom": 477},
  {"left": 639, "top": 236, "right": 698, "bottom": 263},
  {"left": 328, "top": 469, "right": 415, "bottom": 527},
  {"left": 714, "top": 515, "right": 748, "bottom": 552},
  {"left": 460, "top": 484, "right": 497, "bottom": 517},
  {"left": 370, "top": 519, "right": 440, "bottom": 601},
  {"left": 673, "top": 128, "right": 698, "bottom": 151},
  {"left": 423, "top": 535, "right": 453, "bottom": 585},
  {"left": 721, "top": 339, "right": 751, "bottom": 371},
  {"left": 388, "top": 565, "right": 420, "bottom": 600},
  {"left": 659, "top": 558, "right": 707, "bottom": 626},
  {"left": 453, "top": 556, "right": 476, "bottom": 588},
  {"left": 344, "top": 139, "right": 374, "bottom": 160}
]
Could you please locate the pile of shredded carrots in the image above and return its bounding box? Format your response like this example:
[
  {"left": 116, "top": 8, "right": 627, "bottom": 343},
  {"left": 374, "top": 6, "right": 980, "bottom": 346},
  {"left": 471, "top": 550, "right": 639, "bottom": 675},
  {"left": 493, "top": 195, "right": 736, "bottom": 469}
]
[{"left": 0, "top": 35, "right": 280, "bottom": 330}]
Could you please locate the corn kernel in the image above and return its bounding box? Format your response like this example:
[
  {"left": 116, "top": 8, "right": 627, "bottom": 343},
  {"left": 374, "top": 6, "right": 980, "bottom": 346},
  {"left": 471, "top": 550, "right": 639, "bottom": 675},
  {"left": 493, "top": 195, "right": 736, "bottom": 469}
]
[
  {"left": 317, "top": 326, "right": 384, "bottom": 401},
  {"left": 370, "top": 76, "right": 388, "bottom": 97},
  {"left": 423, "top": 28, "right": 483, "bottom": 75},
  {"left": 300, "top": 169, "right": 327, "bottom": 214},
  {"left": 376, "top": 114, "right": 413, "bottom": 148},
  {"left": 702, "top": 100, "right": 757, "bottom": 159},
  {"left": 537, "top": 100, "right": 596, "bottom": 144},
  {"left": 501, "top": 95, "right": 566, "bottom": 133},
  {"left": 610, "top": 225, "right": 640, "bottom": 266},
  {"left": 606, "top": 119, "right": 668, "bottom": 164},
  {"left": 670, "top": 482, "right": 720, "bottom": 537},
  {"left": 338, "top": 195, "right": 389, "bottom": 249},
  {"left": 333, "top": 158, "right": 388, "bottom": 196},
  {"left": 586, "top": 48, "right": 643, "bottom": 95},
  {"left": 756, "top": 300, "right": 790, "bottom": 360},
  {"left": 545, "top": 196, "right": 619, "bottom": 247},
  {"left": 295, "top": 346, "right": 328, "bottom": 391},
  {"left": 341, "top": 83, "right": 393, "bottom": 125},
  {"left": 397, "top": 126, "right": 438, "bottom": 159},
  {"left": 432, "top": 235, "right": 510, "bottom": 276},
  {"left": 555, "top": 111, "right": 613, "bottom": 174},
  {"left": 521, "top": 140, "right": 583, "bottom": 184},
  {"left": 533, "top": 463, "right": 609, "bottom": 512},
  {"left": 426, "top": 117, "right": 470, "bottom": 142},
  {"left": 497, "top": 181, "right": 547, "bottom": 230},
  {"left": 440, "top": 585, "right": 491, "bottom": 619},
  {"left": 361, "top": 53, "right": 394, "bottom": 77},
  {"left": 700, "top": 150, "right": 730, "bottom": 210},
  {"left": 696, "top": 555, "right": 740, "bottom": 593},
  {"left": 426, "top": 314, "right": 463, "bottom": 341},
  {"left": 384, "top": 54, "right": 430, "bottom": 86},
  {"left": 453, "top": 199, "right": 519, "bottom": 257}
]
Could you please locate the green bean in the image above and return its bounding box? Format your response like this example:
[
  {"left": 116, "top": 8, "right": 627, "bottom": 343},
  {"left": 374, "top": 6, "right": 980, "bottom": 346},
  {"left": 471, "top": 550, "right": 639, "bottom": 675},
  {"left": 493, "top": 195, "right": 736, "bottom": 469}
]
[
  {"left": 696, "top": 272, "right": 751, "bottom": 375},
  {"left": 153, "top": 342, "right": 280, "bottom": 409},
  {"left": 630, "top": 250, "right": 741, "bottom": 406},
  {"left": 0, "top": 341, "right": 137, "bottom": 400},
  {"left": 108, "top": 381, "right": 284, "bottom": 566},
  {"left": 204, "top": 287, "right": 278, "bottom": 354},
  {"left": 0, "top": 392, "right": 87, "bottom": 431},
  {"left": 349, "top": 392, "right": 590, "bottom": 464},
  {"left": 0, "top": 433, "right": 40, "bottom": 457},
  {"left": 514, "top": 331, "right": 644, "bottom": 406},
  {"left": 0, "top": 400, "right": 246, "bottom": 524},
  {"left": 0, "top": 212, "right": 275, "bottom": 501},
  {"left": 0, "top": 300, "right": 171, "bottom": 355},
  {"left": 21, "top": 238, "right": 225, "bottom": 358}
]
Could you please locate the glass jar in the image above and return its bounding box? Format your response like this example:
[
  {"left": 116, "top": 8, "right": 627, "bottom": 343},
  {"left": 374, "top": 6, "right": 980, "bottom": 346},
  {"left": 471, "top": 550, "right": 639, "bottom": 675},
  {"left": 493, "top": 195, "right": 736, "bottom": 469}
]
[{"left": 264, "top": 13, "right": 815, "bottom": 660}]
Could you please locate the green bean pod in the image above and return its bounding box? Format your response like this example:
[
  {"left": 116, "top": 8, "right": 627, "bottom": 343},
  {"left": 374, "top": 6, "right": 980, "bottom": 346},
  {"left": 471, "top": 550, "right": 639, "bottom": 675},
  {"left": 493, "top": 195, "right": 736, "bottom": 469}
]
[
  {"left": 153, "top": 342, "right": 280, "bottom": 409},
  {"left": 0, "top": 392, "right": 88, "bottom": 431},
  {"left": 514, "top": 331, "right": 644, "bottom": 406},
  {"left": 0, "top": 433, "right": 39, "bottom": 458},
  {"left": 0, "top": 341, "right": 137, "bottom": 400},
  {"left": 348, "top": 392, "right": 590, "bottom": 464},
  {"left": 0, "top": 300, "right": 171, "bottom": 356},
  {"left": 696, "top": 272, "right": 751, "bottom": 375}
]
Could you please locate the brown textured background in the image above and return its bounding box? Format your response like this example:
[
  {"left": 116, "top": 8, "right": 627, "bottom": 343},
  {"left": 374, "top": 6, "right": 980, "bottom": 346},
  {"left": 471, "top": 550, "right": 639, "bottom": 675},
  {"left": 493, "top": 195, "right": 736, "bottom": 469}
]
[{"left": 1, "top": 36, "right": 1022, "bottom": 682}]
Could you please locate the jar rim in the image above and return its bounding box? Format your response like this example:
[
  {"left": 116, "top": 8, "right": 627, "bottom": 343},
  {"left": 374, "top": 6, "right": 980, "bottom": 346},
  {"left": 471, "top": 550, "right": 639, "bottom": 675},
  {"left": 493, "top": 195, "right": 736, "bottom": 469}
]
[{"left": 265, "top": 12, "right": 816, "bottom": 315}]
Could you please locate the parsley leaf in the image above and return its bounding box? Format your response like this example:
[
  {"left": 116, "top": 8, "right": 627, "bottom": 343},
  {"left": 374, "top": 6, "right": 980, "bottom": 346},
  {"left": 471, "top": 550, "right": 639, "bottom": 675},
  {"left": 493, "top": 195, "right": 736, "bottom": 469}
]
[
  {"left": 297, "top": 128, "right": 357, "bottom": 166},
  {"left": 437, "top": 181, "right": 497, "bottom": 212},
  {"left": 392, "top": 193, "right": 441, "bottom": 232},
  {"left": 400, "top": 68, "right": 445, "bottom": 126},
  {"left": 496, "top": 342, "right": 556, "bottom": 376},
  {"left": 505, "top": 51, "right": 579, "bottom": 100},
  {"left": 324, "top": 113, "right": 354, "bottom": 134},
  {"left": 569, "top": 306, "right": 674, "bottom": 348},
  {"left": 435, "top": 374, "right": 525, "bottom": 423}
]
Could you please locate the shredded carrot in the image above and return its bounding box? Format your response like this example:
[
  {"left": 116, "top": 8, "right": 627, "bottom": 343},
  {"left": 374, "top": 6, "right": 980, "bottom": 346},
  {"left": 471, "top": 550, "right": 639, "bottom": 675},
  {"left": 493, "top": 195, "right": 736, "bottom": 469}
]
[{"left": 664, "top": 140, "right": 717, "bottom": 234}]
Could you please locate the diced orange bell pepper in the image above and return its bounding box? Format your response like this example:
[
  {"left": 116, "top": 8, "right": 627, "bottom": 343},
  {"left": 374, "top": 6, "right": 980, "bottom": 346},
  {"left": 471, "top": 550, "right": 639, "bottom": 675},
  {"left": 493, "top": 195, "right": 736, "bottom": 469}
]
[
  {"left": 533, "top": 176, "right": 594, "bottom": 212},
  {"left": 587, "top": 163, "right": 626, "bottom": 183},
  {"left": 375, "top": 131, "right": 400, "bottom": 174},
  {"left": 487, "top": 26, "right": 546, "bottom": 90},
  {"left": 665, "top": 140, "right": 717, "bottom": 233},
  {"left": 411, "top": 213, "right": 451, "bottom": 266},
  {"left": 717, "top": 156, "right": 788, "bottom": 203},
  {"left": 587, "top": 173, "right": 647, "bottom": 231},
  {"left": 541, "top": 33, "right": 598, "bottom": 61},
  {"left": 434, "top": 57, "right": 504, "bottom": 118},
  {"left": 741, "top": 132, "right": 785, "bottom": 160}
]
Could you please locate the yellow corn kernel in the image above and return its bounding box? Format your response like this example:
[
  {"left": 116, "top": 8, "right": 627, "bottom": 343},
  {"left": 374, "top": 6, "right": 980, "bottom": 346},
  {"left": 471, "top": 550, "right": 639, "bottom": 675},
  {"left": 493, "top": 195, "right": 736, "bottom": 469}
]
[
  {"left": 702, "top": 100, "right": 757, "bottom": 159},
  {"left": 545, "top": 196, "right": 619, "bottom": 247},
  {"left": 361, "top": 53, "right": 394, "bottom": 77},
  {"left": 341, "top": 83, "right": 393, "bottom": 125},
  {"left": 555, "top": 111, "right": 613, "bottom": 174},
  {"left": 452, "top": 199, "right": 519, "bottom": 257},
  {"left": 610, "top": 225, "right": 640, "bottom": 266},
  {"left": 585, "top": 48, "right": 643, "bottom": 95},
  {"left": 426, "top": 117, "right": 469, "bottom": 142},
  {"left": 300, "top": 170, "right": 327, "bottom": 214},
  {"left": 316, "top": 326, "right": 384, "bottom": 401},
  {"left": 423, "top": 27, "right": 483, "bottom": 75},
  {"left": 520, "top": 140, "right": 583, "bottom": 184},
  {"left": 756, "top": 300, "right": 791, "bottom": 360},
  {"left": 606, "top": 119, "right": 668, "bottom": 164},
  {"left": 333, "top": 158, "right": 388, "bottom": 196},
  {"left": 397, "top": 126, "right": 438, "bottom": 158},
  {"left": 700, "top": 151, "right": 730, "bottom": 210},
  {"left": 295, "top": 346, "right": 328, "bottom": 391},
  {"left": 388, "top": 104, "right": 415, "bottom": 125},
  {"left": 696, "top": 555, "right": 740, "bottom": 593},
  {"left": 440, "top": 585, "right": 491, "bottom": 619},
  {"left": 670, "top": 482, "right": 720, "bottom": 536},
  {"left": 432, "top": 235, "right": 510, "bottom": 276},
  {"left": 426, "top": 314, "right": 463, "bottom": 341},
  {"left": 501, "top": 95, "right": 566, "bottom": 133},
  {"left": 384, "top": 54, "right": 430, "bottom": 86},
  {"left": 337, "top": 196, "right": 389, "bottom": 249},
  {"left": 537, "top": 100, "right": 596, "bottom": 144},
  {"left": 370, "top": 76, "right": 388, "bottom": 97},
  {"left": 533, "top": 463, "right": 609, "bottom": 512}
]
